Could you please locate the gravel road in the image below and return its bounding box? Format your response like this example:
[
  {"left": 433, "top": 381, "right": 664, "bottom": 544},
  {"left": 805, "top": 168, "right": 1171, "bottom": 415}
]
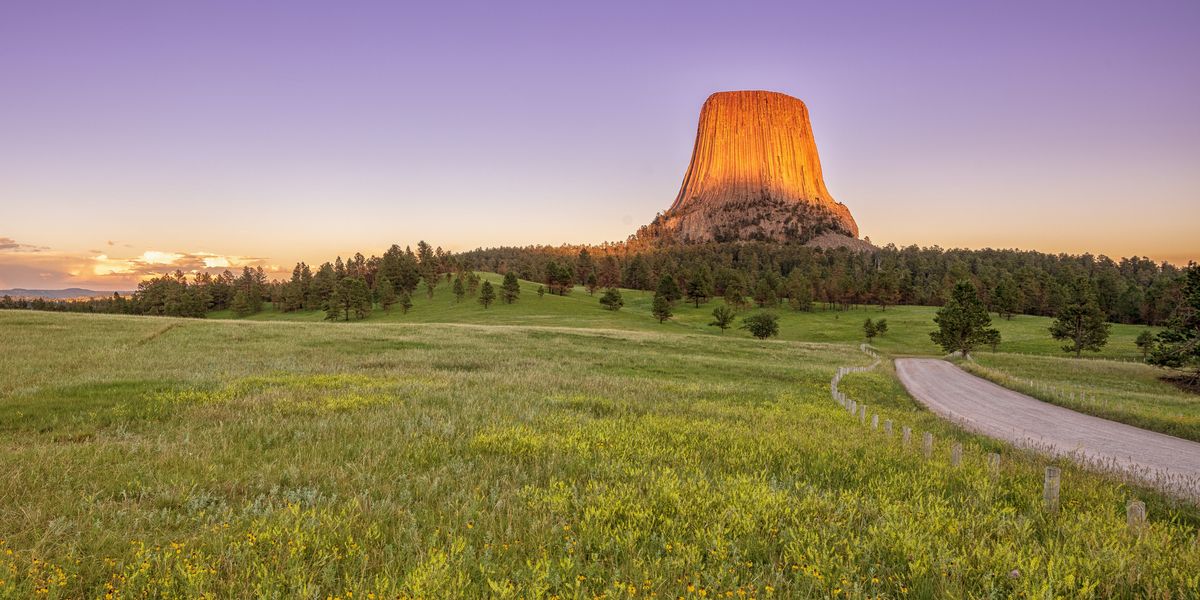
[{"left": 895, "top": 358, "right": 1200, "bottom": 499}]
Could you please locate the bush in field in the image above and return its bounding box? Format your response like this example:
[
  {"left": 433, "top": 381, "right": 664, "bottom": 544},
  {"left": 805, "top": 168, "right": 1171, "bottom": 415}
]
[
  {"left": 863, "top": 318, "right": 878, "bottom": 341},
  {"left": 599, "top": 288, "right": 624, "bottom": 311},
  {"left": 741, "top": 311, "right": 779, "bottom": 339}
]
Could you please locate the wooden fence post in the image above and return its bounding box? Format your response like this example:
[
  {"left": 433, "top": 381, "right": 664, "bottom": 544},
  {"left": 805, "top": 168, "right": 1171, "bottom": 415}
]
[
  {"left": 1127, "top": 500, "right": 1146, "bottom": 534},
  {"left": 871, "top": 414, "right": 879, "bottom": 429},
  {"left": 923, "top": 432, "right": 933, "bottom": 459},
  {"left": 902, "top": 427, "right": 911, "bottom": 446},
  {"left": 951, "top": 443, "right": 962, "bottom": 467},
  {"left": 1043, "top": 466, "right": 1061, "bottom": 513},
  {"left": 860, "top": 404, "right": 867, "bottom": 424},
  {"left": 884, "top": 420, "right": 893, "bottom": 435}
]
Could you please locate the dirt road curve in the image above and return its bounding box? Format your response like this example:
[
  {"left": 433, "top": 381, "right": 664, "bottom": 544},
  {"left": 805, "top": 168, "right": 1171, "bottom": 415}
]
[{"left": 895, "top": 358, "right": 1200, "bottom": 499}]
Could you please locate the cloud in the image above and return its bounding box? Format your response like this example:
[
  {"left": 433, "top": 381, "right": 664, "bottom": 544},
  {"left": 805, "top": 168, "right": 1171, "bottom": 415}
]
[
  {"left": 88, "top": 251, "right": 271, "bottom": 279},
  {"left": 0, "top": 237, "right": 49, "bottom": 252},
  {"left": 0, "top": 247, "right": 280, "bottom": 290}
]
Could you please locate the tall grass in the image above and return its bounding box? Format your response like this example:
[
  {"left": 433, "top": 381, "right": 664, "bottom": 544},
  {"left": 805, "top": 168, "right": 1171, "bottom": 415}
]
[{"left": 0, "top": 311, "right": 1197, "bottom": 598}]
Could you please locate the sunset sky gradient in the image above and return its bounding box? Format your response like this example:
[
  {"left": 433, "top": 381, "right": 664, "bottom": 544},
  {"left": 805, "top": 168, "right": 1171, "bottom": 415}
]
[{"left": 1, "top": 0, "right": 1197, "bottom": 289}]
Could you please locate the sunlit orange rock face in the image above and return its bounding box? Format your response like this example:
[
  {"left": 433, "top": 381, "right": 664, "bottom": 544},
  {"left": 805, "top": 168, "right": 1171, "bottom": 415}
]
[{"left": 655, "top": 90, "right": 858, "bottom": 243}]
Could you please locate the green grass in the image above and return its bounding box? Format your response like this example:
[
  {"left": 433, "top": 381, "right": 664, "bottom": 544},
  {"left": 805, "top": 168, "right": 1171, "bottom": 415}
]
[
  {"left": 2, "top": 310, "right": 1199, "bottom": 597},
  {"left": 961, "top": 352, "right": 1200, "bottom": 442},
  {"left": 221, "top": 272, "right": 1156, "bottom": 360}
]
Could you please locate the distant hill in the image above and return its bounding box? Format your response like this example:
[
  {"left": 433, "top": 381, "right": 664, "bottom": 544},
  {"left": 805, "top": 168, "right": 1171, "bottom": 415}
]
[{"left": 0, "top": 288, "right": 131, "bottom": 300}]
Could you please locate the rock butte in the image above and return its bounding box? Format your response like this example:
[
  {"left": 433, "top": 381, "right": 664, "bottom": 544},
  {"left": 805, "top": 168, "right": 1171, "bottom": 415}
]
[{"left": 651, "top": 90, "right": 859, "bottom": 244}]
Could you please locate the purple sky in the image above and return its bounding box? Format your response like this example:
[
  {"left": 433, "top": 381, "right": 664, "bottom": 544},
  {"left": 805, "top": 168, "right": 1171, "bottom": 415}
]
[{"left": 1, "top": 0, "right": 1197, "bottom": 289}]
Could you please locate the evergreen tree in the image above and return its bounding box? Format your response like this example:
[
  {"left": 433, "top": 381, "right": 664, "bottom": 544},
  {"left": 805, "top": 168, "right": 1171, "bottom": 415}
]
[
  {"left": 786, "top": 272, "right": 814, "bottom": 311},
  {"left": 231, "top": 289, "right": 253, "bottom": 318},
  {"left": 656, "top": 274, "right": 682, "bottom": 304},
  {"left": 398, "top": 248, "right": 422, "bottom": 295},
  {"left": 623, "top": 255, "right": 651, "bottom": 290},
  {"left": 334, "top": 256, "right": 346, "bottom": 280},
  {"left": 873, "top": 269, "right": 901, "bottom": 311},
  {"left": 724, "top": 279, "right": 747, "bottom": 308},
  {"left": 422, "top": 274, "right": 439, "bottom": 299},
  {"left": 377, "top": 275, "right": 397, "bottom": 312},
  {"left": 501, "top": 272, "right": 521, "bottom": 304},
  {"left": 651, "top": 294, "right": 673, "bottom": 323},
  {"left": 983, "top": 328, "right": 1001, "bottom": 352},
  {"left": 327, "top": 276, "right": 372, "bottom": 321},
  {"left": 235, "top": 266, "right": 264, "bottom": 315},
  {"left": 709, "top": 304, "right": 735, "bottom": 333},
  {"left": 1136, "top": 329, "right": 1155, "bottom": 360},
  {"left": 930, "top": 281, "right": 999, "bottom": 356},
  {"left": 685, "top": 268, "right": 713, "bottom": 307},
  {"left": 993, "top": 274, "right": 1022, "bottom": 320},
  {"left": 1049, "top": 278, "right": 1110, "bottom": 357},
  {"left": 537, "top": 285, "right": 546, "bottom": 298},
  {"left": 310, "top": 263, "right": 336, "bottom": 310},
  {"left": 453, "top": 277, "right": 466, "bottom": 302},
  {"left": 324, "top": 287, "right": 344, "bottom": 321},
  {"left": 417, "top": 241, "right": 438, "bottom": 298},
  {"left": 585, "top": 271, "right": 599, "bottom": 296},
  {"left": 740, "top": 312, "right": 780, "bottom": 339},
  {"left": 575, "top": 248, "right": 595, "bottom": 285},
  {"left": 547, "top": 261, "right": 574, "bottom": 295},
  {"left": 282, "top": 263, "right": 309, "bottom": 312},
  {"left": 1148, "top": 264, "right": 1200, "bottom": 383},
  {"left": 345, "top": 276, "right": 372, "bottom": 320},
  {"left": 863, "top": 318, "right": 878, "bottom": 341},
  {"left": 875, "top": 318, "right": 889, "bottom": 336},
  {"left": 478, "top": 281, "right": 496, "bottom": 308},
  {"left": 753, "top": 277, "right": 778, "bottom": 308},
  {"left": 599, "top": 288, "right": 624, "bottom": 311},
  {"left": 398, "top": 291, "right": 413, "bottom": 314}
]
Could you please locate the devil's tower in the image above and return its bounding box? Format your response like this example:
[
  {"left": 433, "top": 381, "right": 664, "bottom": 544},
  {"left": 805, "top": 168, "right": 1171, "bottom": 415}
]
[{"left": 648, "top": 90, "right": 859, "bottom": 243}]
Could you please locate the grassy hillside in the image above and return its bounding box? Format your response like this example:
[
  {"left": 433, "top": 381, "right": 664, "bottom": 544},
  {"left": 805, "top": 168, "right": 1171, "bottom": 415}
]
[
  {"left": 1, "top": 311, "right": 1198, "bottom": 597},
  {"left": 217, "top": 272, "right": 1156, "bottom": 360}
]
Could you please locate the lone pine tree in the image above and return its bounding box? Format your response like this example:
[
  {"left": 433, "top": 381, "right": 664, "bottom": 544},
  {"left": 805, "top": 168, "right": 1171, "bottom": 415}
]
[
  {"left": 651, "top": 293, "right": 673, "bottom": 323},
  {"left": 1050, "top": 278, "right": 1110, "bottom": 357},
  {"left": 930, "top": 281, "right": 999, "bottom": 357},
  {"left": 501, "top": 272, "right": 521, "bottom": 304},
  {"left": 478, "top": 281, "right": 496, "bottom": 309}
]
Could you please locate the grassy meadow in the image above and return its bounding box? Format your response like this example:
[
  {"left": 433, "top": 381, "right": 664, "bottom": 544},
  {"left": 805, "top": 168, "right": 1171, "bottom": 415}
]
[
  {"left": 2, "top": 309, "right": 1200, "bottom": 598},
  {"left": 219, "top": 272, "right": 1156, "bottom": 360}
]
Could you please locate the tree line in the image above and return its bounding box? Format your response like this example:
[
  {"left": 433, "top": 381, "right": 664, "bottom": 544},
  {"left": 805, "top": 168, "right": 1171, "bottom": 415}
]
[
  {"left": 2, "top": 241, "right": 1191, "bottom": 329},
  {"left": 459, "top": 242, "right": 1187, "bottom": 326}
]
